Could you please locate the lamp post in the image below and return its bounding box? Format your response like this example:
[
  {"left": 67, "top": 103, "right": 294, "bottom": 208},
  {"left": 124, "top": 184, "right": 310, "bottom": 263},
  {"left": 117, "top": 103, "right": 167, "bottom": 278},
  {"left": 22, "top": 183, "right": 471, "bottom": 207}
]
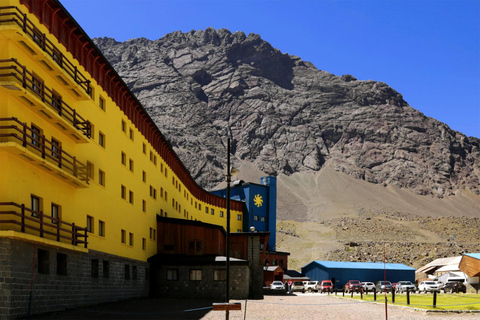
[
  {"left": 225, "top": 138, "right": 232, "bottom": 320},
  {"left": 249, "top": 226, "right": 255, "bottom": 298}
]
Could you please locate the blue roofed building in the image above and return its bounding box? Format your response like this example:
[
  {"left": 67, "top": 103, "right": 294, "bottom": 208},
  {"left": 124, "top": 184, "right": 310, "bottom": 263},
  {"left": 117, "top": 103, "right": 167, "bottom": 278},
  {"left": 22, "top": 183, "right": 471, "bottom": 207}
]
[{"left": 302, "top": 260, "right": 415, "bottom": 289}]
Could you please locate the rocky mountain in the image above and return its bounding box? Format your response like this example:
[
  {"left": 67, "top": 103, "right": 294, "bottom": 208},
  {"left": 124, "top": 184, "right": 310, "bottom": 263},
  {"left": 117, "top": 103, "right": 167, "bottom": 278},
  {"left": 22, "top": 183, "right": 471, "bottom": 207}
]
[
  {"left": 93, "top": 28, "right": 480, "bottom": 269},
  {"left": 93, "top": 28, "right": 479, "bottom": 198}
]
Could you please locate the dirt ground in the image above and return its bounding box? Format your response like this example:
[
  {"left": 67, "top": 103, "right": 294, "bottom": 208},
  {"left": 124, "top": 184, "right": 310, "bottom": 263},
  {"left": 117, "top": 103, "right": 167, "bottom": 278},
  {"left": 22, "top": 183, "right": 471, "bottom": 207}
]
[{"left": 28, "top": 293, "right": 480, "bottom": 320}]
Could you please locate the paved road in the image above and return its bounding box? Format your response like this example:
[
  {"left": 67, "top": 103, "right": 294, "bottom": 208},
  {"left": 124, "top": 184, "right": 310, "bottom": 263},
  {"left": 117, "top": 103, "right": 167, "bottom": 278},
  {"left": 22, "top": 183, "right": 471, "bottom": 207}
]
[{"left": 28, "top": 293, "right": 480, "bottom": 320}]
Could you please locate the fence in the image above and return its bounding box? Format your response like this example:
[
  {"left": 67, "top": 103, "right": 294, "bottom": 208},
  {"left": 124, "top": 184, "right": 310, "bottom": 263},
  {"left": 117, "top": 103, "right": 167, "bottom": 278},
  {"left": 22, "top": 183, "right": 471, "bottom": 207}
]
[
  {"left": 0, "top": 201, "right": 88, "bottom": 247},
  {"left": 0, "top": 58, "right": 91, "bottom": 138},
  {"left": 0, "top": 6, "right": 92, "bottom": 96},
  {"left": 0, "top": 117, "right": 88, "bottom": 182}
]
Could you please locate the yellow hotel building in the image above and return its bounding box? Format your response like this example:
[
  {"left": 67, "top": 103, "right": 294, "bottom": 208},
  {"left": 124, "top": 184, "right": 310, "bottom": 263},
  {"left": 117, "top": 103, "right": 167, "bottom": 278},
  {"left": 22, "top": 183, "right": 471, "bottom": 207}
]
[{"left": 0, "top": 0, "right": 244, "bottom": 318}]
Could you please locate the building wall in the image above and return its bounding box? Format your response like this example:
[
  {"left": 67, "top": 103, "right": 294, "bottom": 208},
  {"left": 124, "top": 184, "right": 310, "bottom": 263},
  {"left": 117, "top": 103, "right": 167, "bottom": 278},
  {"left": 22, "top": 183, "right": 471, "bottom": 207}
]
[
  {"left": 0, "top": 0, "right": 243, "bottom": 264},
  {"left": 0, "top": 237, "right": 149, "bottom": 320},
  {"left": 151, "top": 263, "right": 249, "bottom": 300}
]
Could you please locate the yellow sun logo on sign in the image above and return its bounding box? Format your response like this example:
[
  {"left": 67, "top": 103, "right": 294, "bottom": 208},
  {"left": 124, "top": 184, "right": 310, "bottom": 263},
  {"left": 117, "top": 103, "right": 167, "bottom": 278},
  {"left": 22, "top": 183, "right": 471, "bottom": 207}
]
[{"left": 253, "top": 194, "right": 263, "bottom": 207}]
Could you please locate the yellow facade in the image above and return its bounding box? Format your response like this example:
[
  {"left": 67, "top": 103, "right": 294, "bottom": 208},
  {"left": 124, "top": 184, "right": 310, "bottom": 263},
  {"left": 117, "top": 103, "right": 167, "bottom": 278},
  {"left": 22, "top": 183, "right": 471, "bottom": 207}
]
[{"left": 0, "top": 0, "right": 243, "bottom": 262}]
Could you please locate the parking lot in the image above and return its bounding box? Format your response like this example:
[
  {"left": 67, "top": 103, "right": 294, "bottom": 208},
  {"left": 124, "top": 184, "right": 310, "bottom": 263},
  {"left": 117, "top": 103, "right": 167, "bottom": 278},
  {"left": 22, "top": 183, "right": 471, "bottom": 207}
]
[{"left": 28, "top": 292, "right": 480, "bottom": 320}]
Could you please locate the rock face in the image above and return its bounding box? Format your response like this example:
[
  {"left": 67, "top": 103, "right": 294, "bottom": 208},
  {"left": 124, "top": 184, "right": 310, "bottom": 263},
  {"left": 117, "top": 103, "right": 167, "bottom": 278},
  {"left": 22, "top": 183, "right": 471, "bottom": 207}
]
[{"left": 93, "top": 28, "right": 480, "bottom": 198}]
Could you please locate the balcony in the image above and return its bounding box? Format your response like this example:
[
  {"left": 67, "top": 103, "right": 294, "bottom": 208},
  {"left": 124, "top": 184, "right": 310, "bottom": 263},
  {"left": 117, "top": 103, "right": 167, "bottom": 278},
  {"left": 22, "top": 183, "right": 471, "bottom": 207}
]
[
  {"left": 0, "top": 6, "right": 92, "bottom": 99},
  {"left": 0, "top": 117, "right": 89, "bottom": 188},
  {"left": 0, "top": 201, "right": 88, "bottom": 248},
  {"left": 0, "top": 58, "right": 91, "bottom": 142}
]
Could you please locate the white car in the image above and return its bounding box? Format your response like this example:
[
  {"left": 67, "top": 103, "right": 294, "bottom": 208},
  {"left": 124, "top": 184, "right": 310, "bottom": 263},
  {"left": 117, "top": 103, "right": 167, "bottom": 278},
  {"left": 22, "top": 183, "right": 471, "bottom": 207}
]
[
  {"left": 396, "top": 281, "right": 416, "bottom": 293},
  {"left": 270, "top": 281, "right": 285, "bottom": 291},
  {"left": 418, "top": 281, "right": 441, "bottom": 293},
  {"left": 361, "top": 282, "right": 375, "bottom": 292},
  {"left": 304, "top": 281, "right": 319, "bottom": 292}
]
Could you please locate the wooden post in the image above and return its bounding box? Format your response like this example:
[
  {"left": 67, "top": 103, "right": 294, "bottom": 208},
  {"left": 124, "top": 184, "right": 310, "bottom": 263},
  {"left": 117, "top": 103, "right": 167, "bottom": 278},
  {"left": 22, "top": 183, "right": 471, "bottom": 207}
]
[
  {"left": 39, "top": 211, "right": 44, "bottom": 238},
  {"left": 84, "top": 228, "right": 88, "bottom": 248},
  {"left": 21, "top": 204, "right": 25, "bottom": 233},
  {"left": 374, "top": 289, "right": 377, "bottom": 301},
  {"left": 407, "top": 288, "right": 410, "bottom": 305},
  {"left": 392, "top": 288, "right": 395, "bottom": 303},
  {"left": 71, "top": 223, "right": 76, "bottom": 245},
  {"left": 56, "top": 219, "right": 60, "bottom": 242},
  {"left": 433, "top": 290, "right": 437, "bottom": 308}
]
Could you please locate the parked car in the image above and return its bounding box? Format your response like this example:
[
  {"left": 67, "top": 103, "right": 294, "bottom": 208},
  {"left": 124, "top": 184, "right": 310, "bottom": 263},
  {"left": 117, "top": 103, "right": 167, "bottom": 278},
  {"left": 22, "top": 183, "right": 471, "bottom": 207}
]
[
  {"left": 375, "top": 281, "right": 393, "bottom": 293},
  {"left": 270, "top": 281, "right": 285, "bottom": 291},
  {"left": 304, "top": 281, "right": 319, "bottom": 292},
  {"left": 361, "top": 282, "right": 375, "bottom": 292},
  {"left": 319, "top": 280, "right": 334, "bottom": 293},
  {"left": 418, "top": 281, "right": 441, "bottom": 293},
  {"left": 396, "top": 281, "right": 416, "bottom": 293},
  {"left": 344, "top": 280, "right": 362, "bottom": 293},
  {"left": 291, "top": 281, "right": 306, "bottom": 293},
  {"left": 442, "top": 281, "right": 467, "bottom": 293}
]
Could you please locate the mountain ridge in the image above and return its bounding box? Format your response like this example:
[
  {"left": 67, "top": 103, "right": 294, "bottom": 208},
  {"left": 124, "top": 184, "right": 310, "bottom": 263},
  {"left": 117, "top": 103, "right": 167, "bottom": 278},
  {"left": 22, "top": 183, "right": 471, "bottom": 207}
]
[{"left": 93, "top": 28, "right": 480, "bottom": 268}]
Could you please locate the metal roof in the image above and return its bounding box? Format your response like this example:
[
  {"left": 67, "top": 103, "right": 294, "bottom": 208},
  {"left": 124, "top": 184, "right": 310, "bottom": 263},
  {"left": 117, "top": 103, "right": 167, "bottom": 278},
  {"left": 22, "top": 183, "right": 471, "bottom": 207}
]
[
  {"left": 304, "top": 260, "right": 415, "bottom": 271},
  {"left": 464, "top": 253, "right": 480, "bottom": 260}
]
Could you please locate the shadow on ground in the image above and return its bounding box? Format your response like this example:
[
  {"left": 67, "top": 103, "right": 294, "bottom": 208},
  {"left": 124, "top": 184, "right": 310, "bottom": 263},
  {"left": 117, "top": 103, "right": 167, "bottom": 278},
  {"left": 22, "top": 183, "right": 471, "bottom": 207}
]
[{"left": 27, "top": 298, "right": 217, "bottom": 320}]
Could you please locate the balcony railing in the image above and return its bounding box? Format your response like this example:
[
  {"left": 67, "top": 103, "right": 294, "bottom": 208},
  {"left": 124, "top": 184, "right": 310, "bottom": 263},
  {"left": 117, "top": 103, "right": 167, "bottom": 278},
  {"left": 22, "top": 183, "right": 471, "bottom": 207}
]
[
  {"left": 0, "top": 202, "right": 88, "bottom": 248},
  {"left": 0, "top": 6, "right": 92, "bottom": 96},
  {"left": 0, "top": 117, "right": 89, "bottom": 183},
  {"left": 0, "top": 58, "right": 91, "bottom": 138}
]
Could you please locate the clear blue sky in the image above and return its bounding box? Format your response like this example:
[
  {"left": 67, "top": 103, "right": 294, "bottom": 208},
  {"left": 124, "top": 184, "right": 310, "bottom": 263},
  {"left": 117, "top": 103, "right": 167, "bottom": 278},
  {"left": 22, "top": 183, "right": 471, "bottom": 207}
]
[{"left": 61, "top": 0, "right": 479, "bottom": 138}]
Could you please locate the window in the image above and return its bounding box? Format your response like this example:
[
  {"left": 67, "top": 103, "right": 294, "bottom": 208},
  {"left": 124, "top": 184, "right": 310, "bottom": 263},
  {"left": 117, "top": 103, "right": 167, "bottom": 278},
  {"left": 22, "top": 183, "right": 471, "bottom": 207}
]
[
  {"left": 129, "top": 232, "right": 134, "bottom": 246},
  {"left": 164, "top": 191, "right": 167, "bottom": 201},
  {"left": 129, "top": 129, "right": 134, "bottom": 141},
  {"left": 51, "top": 91, "right": 62, "bottom": 111},
  {"left": 121, "top": 229, "right": 126, "bottom": 244},
  {"left": 198, "top": 203, "right": 201, "bottom": 211},
  {"left": 99, "top": 96, "right": 105, "bottom": 111},
  {"left": 38, "top": 249, "right": 49, "bottom": 274},
  {"left": 121, "top": 152, "right": 126, "bottom": 165},
  {"left": 57, "top": 253, "right": 67, "bottom": 276},
  {"left": 121, "top": 120, "right": 126, "bottom": 132},
  {"left": 153, "top": 229, "right": 156, "bottom": 240},
  {"left": 220, "top": 211, "right": 224, "bottom": 217},
  {"left": 237, "top": 229, "right": 242, "bottom": 233},
  {"left": 261, "top": 216, "right": 266, "bottom": 222},
  {"left": 98, "top": 220, "right": 105, "bottom": 237},
  {"left": 129, "top": 190, "right": 134, "bottom": 204},
  {"left": 103, "top": 260, "right": 110, "bottom": 278},
  {"left": 149, "top": 228, "right": 153, "bottom": 239},
  {"left": 32, "top": 27, "right": 42, "bottom": 45},
  {"left": 189, "top": 269, "right": 202, "bottom": 281},
  {"left": 32, "top": 74, "right": 44, "bottom": 97},
  {"left": 166, "top": 269, "right": 178, "bottom": 281},
  {"left": 129, "top": 159, "right": 134, "bottom": 172},
  {"left": 189, "top": 240, "right": 203, "bottom": 254},
  {"left": 153, "top": 155, "right": 157, "bottom": 165},
  {"left": 237, "top": 214, "right": 242, "bottom": 221},
  {"left": 86, "top": 161, "right": 94, "bottom": 180},
  {"left": 125, "top": 264, "right": 130, "bottom": 280},
  {"left": 99, "top": 132, "right": 105, "bottom": 148},
  {"left": 211, "top": 208, "right": 214, "bottom": 215},
  {"left": 132, "top": 266, "right": 137, "bottom": 280},
  {"left": 52, "top": 47, "right": 61, "bottom": 65},
  {"left": 121, "top": 185, "right": 126, "bottom": 199},
  {"left": 99, "top": 169, "right": 105, "bottom": 186},
  {"left": 31, "top": 195, "right": 41, "bottom": 218},
  {"left": 142, "top": 171, "right": 146, "bottom": 182},
  {"left": 31, "top": 124, "right": 41, "bottom": 147},
  {"left": 86, "top": 215, "right": 93, "bottom": 233},
  {"left": 214, "top": 269, "right": 226, "bottom": 281},
  {"left": 205, "top": 206, "right": 209, "bottom": 214},
  {"left": 51, "top": 138, "right": 61, "bottom": 159},
  {"left": 51, "top": 203, "right": 60, "bottom": 224},
  {"left": 91, "top": 259, "right": 99, "bottom": 278},
  {"left": 142, "top": 200, "right": 146, "bottom": 212},
  {"left": 142, "top": 143, "right": 146, "bottom": 154},
  {"left": 254, "top": 215, "right": 259, "bottom": 221},
  {"left": 142, "top": 238, "right": 146, "bottom": 250}
]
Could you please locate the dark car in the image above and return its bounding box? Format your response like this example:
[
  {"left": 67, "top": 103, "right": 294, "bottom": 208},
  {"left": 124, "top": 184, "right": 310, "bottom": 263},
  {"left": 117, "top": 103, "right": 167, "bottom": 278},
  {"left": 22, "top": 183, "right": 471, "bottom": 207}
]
[
  {"left": 375, "top": 281, "right": 393, "bottom": 293},
  {"left": 344, "top": 280, "right": 362, "bottom": 293},
  {"left": 442, "top": 281, "right": 467, "bottom": 293}
]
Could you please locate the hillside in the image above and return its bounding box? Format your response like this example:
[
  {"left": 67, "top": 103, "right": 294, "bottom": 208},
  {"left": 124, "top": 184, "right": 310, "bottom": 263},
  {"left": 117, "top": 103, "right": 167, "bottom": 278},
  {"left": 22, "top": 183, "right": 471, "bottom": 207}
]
[{"left": 93, "top": 28, "right": 480, "bottom": 269}]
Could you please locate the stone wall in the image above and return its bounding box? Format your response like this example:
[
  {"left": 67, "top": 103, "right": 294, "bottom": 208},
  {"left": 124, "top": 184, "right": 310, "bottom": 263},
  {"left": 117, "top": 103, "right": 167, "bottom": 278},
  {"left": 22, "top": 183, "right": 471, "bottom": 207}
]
[
  {"left": 0, "top": 238, "right": 149, "bottom": 320},
  {"left": 152, "top": 263, "right": 249, "bottom": 300}
]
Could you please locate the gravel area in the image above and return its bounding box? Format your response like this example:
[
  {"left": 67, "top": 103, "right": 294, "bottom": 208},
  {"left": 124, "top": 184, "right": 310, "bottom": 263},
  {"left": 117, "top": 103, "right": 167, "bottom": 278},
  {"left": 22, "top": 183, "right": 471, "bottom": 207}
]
[{"left": 28, "top": 293, "right": 480, "bottom": 320}]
